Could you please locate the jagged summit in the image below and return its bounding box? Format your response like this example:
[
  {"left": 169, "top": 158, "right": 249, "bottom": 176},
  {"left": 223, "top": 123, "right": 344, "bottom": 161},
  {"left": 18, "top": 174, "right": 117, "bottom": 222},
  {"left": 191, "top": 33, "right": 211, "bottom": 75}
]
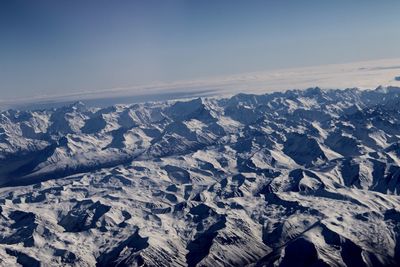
[
  {"left": 1, "top": 87, "right": 400, "bottom": 266},
  {"left": 69, "top": 100, "right": 86, "bottom": 110}
]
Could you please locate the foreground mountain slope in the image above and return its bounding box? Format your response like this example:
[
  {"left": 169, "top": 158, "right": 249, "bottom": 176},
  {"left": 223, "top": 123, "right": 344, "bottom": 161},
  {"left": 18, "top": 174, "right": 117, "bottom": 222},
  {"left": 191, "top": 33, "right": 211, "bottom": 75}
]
[{"left": 1, "top": 87, "right": 400, "bottom": 266}]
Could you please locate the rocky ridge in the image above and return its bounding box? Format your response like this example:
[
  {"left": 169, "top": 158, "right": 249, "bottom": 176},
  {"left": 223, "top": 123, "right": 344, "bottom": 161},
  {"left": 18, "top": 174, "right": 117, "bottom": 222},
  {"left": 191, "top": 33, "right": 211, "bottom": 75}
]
[{"left": 1, "top": 87, "right": 400, "bottom": 266}]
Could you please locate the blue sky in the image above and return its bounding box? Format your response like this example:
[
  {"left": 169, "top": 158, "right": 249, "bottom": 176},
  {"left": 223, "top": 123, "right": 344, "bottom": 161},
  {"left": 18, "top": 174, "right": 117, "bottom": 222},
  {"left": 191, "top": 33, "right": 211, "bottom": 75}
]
[{"left": 1, "top": 0, "right": 400, "bottom": 99}]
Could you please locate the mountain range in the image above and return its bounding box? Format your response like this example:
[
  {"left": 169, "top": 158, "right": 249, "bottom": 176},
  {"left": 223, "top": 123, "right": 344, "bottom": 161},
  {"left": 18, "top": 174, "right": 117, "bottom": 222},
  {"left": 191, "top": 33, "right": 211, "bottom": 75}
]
[{"left": 1, "top": 87, "right": 400, "bottom": 266}]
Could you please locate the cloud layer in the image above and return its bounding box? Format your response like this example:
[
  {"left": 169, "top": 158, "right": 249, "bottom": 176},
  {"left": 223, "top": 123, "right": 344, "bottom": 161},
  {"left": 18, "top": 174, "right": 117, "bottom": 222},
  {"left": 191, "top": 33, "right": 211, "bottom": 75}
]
[{"left": 2, "top": 58, "right": 400, "bottom": 110}]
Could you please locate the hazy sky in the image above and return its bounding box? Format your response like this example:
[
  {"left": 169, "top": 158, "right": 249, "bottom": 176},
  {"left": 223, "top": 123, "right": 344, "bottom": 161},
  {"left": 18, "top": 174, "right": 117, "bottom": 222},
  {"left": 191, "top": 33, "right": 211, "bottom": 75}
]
[{"left": 1, "top": 0, "right": 400, "bottom": 99}]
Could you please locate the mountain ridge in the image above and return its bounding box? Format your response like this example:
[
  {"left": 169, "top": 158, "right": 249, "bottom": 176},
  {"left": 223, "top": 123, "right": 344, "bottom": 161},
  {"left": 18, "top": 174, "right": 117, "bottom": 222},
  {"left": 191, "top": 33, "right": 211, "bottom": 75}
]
[{"left": 1, "top": 87, "right": 400, "bottom": 266}]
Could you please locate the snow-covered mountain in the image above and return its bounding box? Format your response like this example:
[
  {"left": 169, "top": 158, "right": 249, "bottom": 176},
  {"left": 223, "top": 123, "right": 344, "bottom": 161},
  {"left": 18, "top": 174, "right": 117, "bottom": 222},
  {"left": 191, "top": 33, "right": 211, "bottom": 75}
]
[{"left": 1, "top": 87, "right": 400, "bottom": 266}]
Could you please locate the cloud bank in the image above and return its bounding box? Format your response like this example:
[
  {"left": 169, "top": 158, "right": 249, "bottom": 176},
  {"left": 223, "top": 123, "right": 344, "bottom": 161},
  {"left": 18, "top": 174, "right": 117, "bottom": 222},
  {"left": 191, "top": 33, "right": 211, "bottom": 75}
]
[{"left": 2, "top": 58, "right": 400, "bottom": 110}]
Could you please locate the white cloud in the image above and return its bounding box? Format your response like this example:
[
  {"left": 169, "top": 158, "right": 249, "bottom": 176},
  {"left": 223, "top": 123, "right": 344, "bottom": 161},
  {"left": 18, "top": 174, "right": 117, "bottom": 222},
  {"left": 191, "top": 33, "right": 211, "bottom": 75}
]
[{"left": 2, "top": 57, "right": 400, "bottom": 109}]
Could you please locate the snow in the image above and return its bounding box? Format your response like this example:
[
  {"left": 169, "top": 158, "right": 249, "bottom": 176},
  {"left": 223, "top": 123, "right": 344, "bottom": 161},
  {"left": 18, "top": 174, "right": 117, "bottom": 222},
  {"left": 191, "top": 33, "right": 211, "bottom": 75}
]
[{"left": 1, "top": 86, "right": 400, "bottom": 265}]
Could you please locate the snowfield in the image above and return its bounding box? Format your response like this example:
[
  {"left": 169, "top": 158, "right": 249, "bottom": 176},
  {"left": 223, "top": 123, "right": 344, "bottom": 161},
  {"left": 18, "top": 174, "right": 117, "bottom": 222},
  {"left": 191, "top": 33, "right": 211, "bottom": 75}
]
[{"left": 1, "top": 87, "right": 400, "bottom": 266}]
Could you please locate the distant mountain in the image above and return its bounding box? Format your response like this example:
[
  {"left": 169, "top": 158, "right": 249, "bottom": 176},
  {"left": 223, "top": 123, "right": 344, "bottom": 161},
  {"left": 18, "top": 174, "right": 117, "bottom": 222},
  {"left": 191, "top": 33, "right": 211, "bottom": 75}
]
[{"left": 1, "top": 87, "right": 400, "bottom": 266}]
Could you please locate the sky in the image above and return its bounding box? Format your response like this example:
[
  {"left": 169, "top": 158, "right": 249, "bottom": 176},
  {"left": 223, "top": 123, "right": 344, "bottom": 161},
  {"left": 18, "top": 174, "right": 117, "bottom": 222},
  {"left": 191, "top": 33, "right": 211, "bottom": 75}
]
[{"left": 1, "top": 0, "right": 400, "bottom": 100}]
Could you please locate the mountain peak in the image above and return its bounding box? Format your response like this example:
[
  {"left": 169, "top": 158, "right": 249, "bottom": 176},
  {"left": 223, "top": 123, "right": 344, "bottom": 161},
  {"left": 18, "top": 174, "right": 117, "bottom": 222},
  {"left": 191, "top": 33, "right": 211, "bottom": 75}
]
[{"left": 2, "top": 88, "right": 400, "bottom": 266}]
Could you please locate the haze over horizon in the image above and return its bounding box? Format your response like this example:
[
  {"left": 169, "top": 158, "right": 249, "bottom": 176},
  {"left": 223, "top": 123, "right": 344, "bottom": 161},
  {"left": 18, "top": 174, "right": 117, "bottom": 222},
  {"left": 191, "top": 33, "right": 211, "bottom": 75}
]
[{"left": 1, "top": 0, "right": 400, "bottom": 100}]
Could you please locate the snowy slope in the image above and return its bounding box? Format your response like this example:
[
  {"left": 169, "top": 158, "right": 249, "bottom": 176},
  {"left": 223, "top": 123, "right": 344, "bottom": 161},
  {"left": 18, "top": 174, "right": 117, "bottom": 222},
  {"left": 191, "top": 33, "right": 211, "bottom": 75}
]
[{"left": 1, "top": 87, "right": 400, "bottom": 266}]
